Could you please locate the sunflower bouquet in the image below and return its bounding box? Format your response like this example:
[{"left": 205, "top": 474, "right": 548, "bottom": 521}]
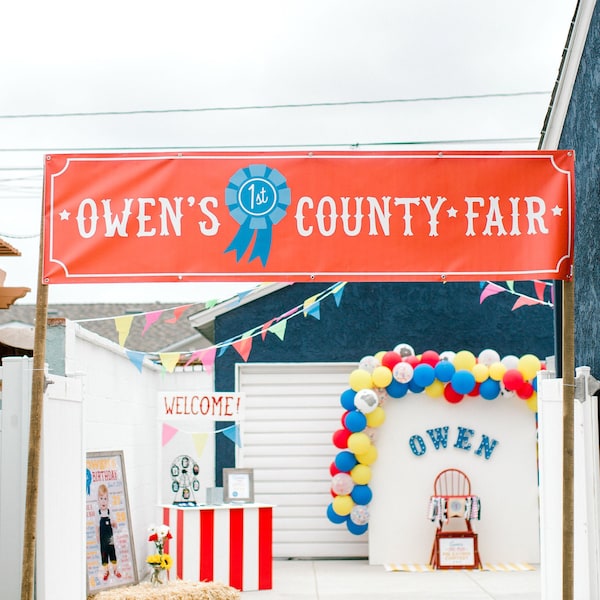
[{"left": 146, "top": 524, "right": 173, "bottom": 584}]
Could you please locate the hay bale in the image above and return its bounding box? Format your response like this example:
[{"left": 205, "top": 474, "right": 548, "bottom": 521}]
[{"left": 88, "top": 580, "right": 241, "bottom": 600}]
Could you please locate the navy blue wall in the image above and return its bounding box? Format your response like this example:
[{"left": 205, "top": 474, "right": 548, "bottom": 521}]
[
  {"left": 559, "top": 3, "right": 600, "bottom": 377},
  {"left": 214, "top": 281, "right": 554, "bottom": 477}
]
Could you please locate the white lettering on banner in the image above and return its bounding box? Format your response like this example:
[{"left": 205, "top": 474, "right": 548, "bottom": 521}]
[
  {"left": 72, "top": 194, "right": 552, "bottom": 240},
  {"left": 159, "top": 392, "right": 244, "bottom": 421}
]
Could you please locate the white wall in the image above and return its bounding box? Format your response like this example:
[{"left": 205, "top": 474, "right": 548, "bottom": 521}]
[{"left": 369, "top": 390, "right": 539, "bottom": 565}]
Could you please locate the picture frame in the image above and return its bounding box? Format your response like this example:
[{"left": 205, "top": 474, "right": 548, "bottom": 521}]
[
  {"left": 435, "top": 532, "right": 479, "bottom": 569},
  {"left": 223, "top": 468, "right": 254, "bottom": 503},
  {"left": 85, "top": 451, "right": 138, "bottom": 594}
]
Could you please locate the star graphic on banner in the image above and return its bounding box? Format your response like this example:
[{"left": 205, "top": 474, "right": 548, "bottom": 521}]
[
  {"left": 59, "top": 209, "right": 71, "bottom": 220},
  {"left": 551, "top": 205, "right": 563, "bottom": 216},
  {"left": 447, "top": 206, "right": 458, "bottom": 218}
]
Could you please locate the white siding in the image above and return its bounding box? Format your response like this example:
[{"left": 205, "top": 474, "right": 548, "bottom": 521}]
[{"left": 237, "top": 362, "right": 369, "bottom": 558}]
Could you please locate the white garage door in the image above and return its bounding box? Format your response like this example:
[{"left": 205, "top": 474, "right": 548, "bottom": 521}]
[{"left": 236, "top": 362, "right": 369, "bottom": 558}]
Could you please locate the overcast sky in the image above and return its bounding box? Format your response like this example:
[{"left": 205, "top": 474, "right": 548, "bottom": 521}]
[{"left": 0, "top": 0, "right": 577, "bottom": 305}]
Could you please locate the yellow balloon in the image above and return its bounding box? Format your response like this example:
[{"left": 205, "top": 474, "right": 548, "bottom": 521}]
[
  {"left": 332, "top": 494, "right": 354, "bottom": 516},
  {"left": 526, "top": 391, "right": 538, "bottom": 413},
  {"left": 351, "top": 464, "right": 371, "bottom": 485},
  {"left": 374, "top": 351, "right": 386, "bottom": 363},
  {"left": 349, "top": 369, "right": 373, "bottom": 391},
  {"left": 356, "top": 445, "right": 378, "bottom": 465},
  {"left": 372, "top": 365, "right": 393, "bottom": 388},
  {"left": 518, "top": 354, "right": 542, "bottom": 380},
  {"left": 348, "top": 432, "right": 371, "bottom": 455},
  {"left": 453, "top": 350, "right": 476, "bottom": 371},
  {"left": 425, "top": 379, "right": 444, "bottom": 398},
  {"left": 366, "top": 406, "right": 386, "bottom": 428},
  {"left": 472, "top": 363, "right": 489, "bottom": 383},
  {"left": 488, "top": 361, "right": 507, "bottom": 381}
]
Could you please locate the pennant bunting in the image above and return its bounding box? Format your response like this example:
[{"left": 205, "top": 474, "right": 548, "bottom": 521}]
[
  {"left": 114, "top": 315, "right": 134, "bottom": 347},
  {"left": 222, "top": 424, "right": 242, "bottom": 448},
  {"left": 126, "top": 349, "right": 146, "bottom": 373},
  {"left": 192, "top": 433, "right": 209, "bottom": 457},
  {"left": 165, "top": 304, "right": 193, "bottom": 324},
  {"left": 506, "top": 281, "right": 515, "bottom": 293},
  {"left": 306, "top": 300, "right": 321, "bottom": 320},
  {"left": 142, "top": 310, "right": 162, "bottom": 334},
  {"left": 184, "top": 349, "right": 205, "bottom": 367},
  {"left": 232, "top": 335, "right": 253, "bottom": 361},
  {"left": 268, "top": 319, "right": 287, "bottom": 341},
  {"left": 159, "top": 352, "right": 181, "bottom": 373},
  {"left": 332, "top": 282, "right": 346, "bottom": 306},
  {"left": 512, "top": 296, "right": 544, "bottom": 310},
  {"left": 479, "top": 283, "right": 506, "bottom": 304},
  {"left": 261, "top": 319, "right": 276, "bottom": 340},
  {"left": 534, "top": 280, "right": 546, "bottom": 302},
  {"left": 204, "top": 299, "right": 219, "bottom": 310},
  {"left": 303, "top": 295, "right": 319, "bottom": 317},
  {"left": 162, "top": 423, "right": 179, "bottom": 446},
  {"left": 217, "top": 344, "right": 229, "bottom": 357},
  {"left": 200, "top": 346, "right": 217, "bottom": 371}
]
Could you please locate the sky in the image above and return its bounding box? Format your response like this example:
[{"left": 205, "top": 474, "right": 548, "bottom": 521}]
[{"left": 0, "top": 0, "right": 578, "bottom": 305}]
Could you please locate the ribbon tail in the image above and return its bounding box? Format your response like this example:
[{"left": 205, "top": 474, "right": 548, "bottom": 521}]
[
  {"left": 248, "top": 227, "right": 272, "bottom": 266},
  {"left": 224, "top": 222, "right": 254, "bottom": 262}
]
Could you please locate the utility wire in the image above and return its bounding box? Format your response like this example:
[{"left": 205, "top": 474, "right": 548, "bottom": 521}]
[{"left": 0, "top": 91, "right": 550, "bottom": 120}]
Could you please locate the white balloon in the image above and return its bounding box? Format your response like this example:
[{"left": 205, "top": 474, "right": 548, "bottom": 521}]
[
  {"left": 439, "top": 350, "right": 456, "bottom": 363},
  {"left": 354, "top": 388, "right": 379, "bottom": 414},
  {"left": 358, "top": 355, "right": 379, "bottom": 373},
  {"left": 392, "top": 361, "right": 414, "bottom": 383},
  {"left": 393, "top": 343, "right": 415, "bottom": 357},
  {"left": 478, "top": 348, "right": 500, "bottom": 366},
  {"left": 501, "top": 354, "right": 519, "bottom": 370}
]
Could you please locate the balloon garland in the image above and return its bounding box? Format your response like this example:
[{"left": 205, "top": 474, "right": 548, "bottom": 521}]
[{"left": 326, "top": 345, "right": 543, "bottom": 535}]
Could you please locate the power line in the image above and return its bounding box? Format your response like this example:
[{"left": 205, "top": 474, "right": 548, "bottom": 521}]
[{"left": 0, "top": 91, "right": 550, "bottom": 120}]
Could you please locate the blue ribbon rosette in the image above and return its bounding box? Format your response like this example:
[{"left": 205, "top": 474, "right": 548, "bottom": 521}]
[{"left": 224, "top": 164, "right": 291, "bottom": 266}]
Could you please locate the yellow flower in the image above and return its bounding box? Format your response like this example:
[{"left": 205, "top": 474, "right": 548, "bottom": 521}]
[
  {"left": 161, "top": 554, "right": 173, "bottom": 570},
  {"left": 146, "top": 553, "right": 162, "bottom": 565}
]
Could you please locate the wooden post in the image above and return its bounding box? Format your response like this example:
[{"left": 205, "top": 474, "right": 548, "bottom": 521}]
[
  {"left": 562, "top": 277, "right": 575, "bottom": 600},
  {"left": 20, "top": 211, "right": 49, "bottom": 600}
]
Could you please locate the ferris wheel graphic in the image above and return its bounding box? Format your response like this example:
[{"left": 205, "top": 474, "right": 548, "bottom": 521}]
[{"left": 170, "top": 455, "right": 200, "bottom": 506}]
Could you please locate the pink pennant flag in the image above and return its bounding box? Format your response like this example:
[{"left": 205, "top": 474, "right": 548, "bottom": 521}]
[
  {"left": 162, "top": 423, "right": 178, "bottom": 446},
  {"left": 479, "top": 283, "right": 506, "bottom": 304},
  {"left": 512, "top": 296, "right": 543, "bottom": 310},
  {"left": 185, "top": 349, "right": 204, "bottom": 367},
  {"left": 142, "top": 310, "right": 162, "bottom": 335},
  {"left": 261, "top": 319, "right": 276, "bottom": 340},
  {"left": 232, "top": 336, "right": 253, "bottom": 361},
  {"left": 165, "top": 304, "right": 192, "bottom": 324},
  {"left": 534, "top": 280, "right": 547, "bottom": 302},
  {"left": 200, "top": 346, "right": 216, "bottom": 371}
]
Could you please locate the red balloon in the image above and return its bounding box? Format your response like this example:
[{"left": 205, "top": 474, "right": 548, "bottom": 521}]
[
  {"left": 381, "top": 351, "right": 403, "bottom": 370},
  {"left": 420, "top": 350, "right": 440, "bottom": 367},
  {"left": 332, "top": 428, "right": 351, "bottom": 449},
  {"left": 468, "top": 382, "right": 481, "bottom": 397},
  {"left": 444, "top": 384, "right": 464, "bottom": 404},
  {"left": 503, "top": 369, "right": 524, "bottom": 391},
  {"left": 340, "top": 410, "right": 351, "bottom": 426},
  {"left": 403, "top": 355, "right": 420, "bottom": 368},
  {"left": 516, "top": 382, "right": 534, "bottom": 399},
  {"left": 330, "top": 462, "right": 342, "bottom": 477}
]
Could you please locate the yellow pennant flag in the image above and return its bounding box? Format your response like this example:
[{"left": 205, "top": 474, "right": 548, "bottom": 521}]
[
  {"left": 192, "top": 433, "right": 209, "bottom": 457},
  {"left": 114, "top": 315, "right": 134, "bottom": 347},
  {"left": 159, "top": 352, "right": 181, "bottom": 373}
]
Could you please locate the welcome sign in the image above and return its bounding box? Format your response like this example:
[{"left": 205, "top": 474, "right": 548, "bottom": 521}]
[{"left": 42, "top": 150, "right": 574, "bottom": 284}]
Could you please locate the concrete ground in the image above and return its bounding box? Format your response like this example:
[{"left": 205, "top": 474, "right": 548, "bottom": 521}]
[{"left": 239, "top": 559, "right": 540, "bottom": 600}]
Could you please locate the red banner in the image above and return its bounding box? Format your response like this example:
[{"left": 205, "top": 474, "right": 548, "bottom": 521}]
[{"left": 42, "top": 150, "right": 574, "bottom": 284}]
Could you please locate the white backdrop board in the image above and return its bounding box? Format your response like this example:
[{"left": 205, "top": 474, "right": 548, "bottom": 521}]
[{"left": 368, "top": 390, "right": 539, "bottom": 565}]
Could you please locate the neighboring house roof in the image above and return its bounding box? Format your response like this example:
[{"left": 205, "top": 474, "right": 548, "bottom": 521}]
[{"left": 0, "top": 302, "right": 209, "bottom": 353}]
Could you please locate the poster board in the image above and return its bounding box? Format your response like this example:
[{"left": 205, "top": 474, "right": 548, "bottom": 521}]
[
  {"left": 85, "top": 451, "right": 138, "bottom": 594},
  {"left": 435, "top": 532, "right": 479, "bottom": 569},
  {"left": 223, "top": 468, "right": 254, "bottom": 503}
]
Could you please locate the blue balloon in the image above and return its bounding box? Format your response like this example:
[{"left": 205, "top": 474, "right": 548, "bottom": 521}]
[
  {"left": 346, "top": 520, "right": 368, "bottom": 535},
  {"left": 335, "top": 450, "right": 358, "bottom": 472},
  {"left": 340, "top": 388, "right": 357, "bottom": 411},
  {"left": 479, "top": 377, "right": 501, "bottom": 400},
  {"left": 344, "top": 410, "right": 367, "bottom": 432},
  {"left": 412, "top": 363, "right": 436, "bottom": 387},
  {"left": 386, "top": 379, "right": 408, "bottom": 398},
  {"left": 434, "top": 360, "right": 455, "bottom": 383},
  {"left": 451, "top": 370, "right": 476, "bottom": 394},
  {"left": 327, "top": 503, "right": 348, "bottom": 524},
  {"left": 408, "top": 379, "right": 425, "bottom": 394},
  {"left": 351, "top": 484, "right": 373, "bottom": 505},
  {"left": 532, "top": 377, "right": 538, "bottom": 392}
]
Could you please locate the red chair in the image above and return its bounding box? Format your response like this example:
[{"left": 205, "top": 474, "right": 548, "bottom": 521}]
[{"left": 429, "top": 468, "right": 482, "bottom": 569}]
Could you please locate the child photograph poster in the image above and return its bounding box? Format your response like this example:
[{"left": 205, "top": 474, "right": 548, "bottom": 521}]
[{"left": 86, "top": 451, "right": 138, "bottom": 594}]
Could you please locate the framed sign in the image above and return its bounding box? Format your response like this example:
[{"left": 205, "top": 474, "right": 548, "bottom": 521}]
[
  {"left": 436, "top": 532, "right": 479, "bottom": 569},
  {"left": 85, "top": 451, "right": 138, "bottom": 594},
  {"left": 223, "top": 468, "right": 254, "bottom": 503}
]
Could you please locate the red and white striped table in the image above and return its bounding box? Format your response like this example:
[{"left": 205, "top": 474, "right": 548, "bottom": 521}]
[{"left": 161, "top": 504, "right": 273, "bottom": 591}]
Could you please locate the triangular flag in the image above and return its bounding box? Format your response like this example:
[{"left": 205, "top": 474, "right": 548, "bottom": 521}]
[
  {"left": 192, "top": 433, "right": 209, "bottom": 457},
  {"left": 303, "top": 294, "right": 319, "bottom": 317},
  {"left": 200, "top": 346, "right": 216, "bottom": 372},
  {"left": 511, "top": 296, "right": 542, "bottom": 310},
  {"left": 534, "top": 280, "right": 546, "bottom": 302},
  {"left": 142, "top": 310, "right": 162, "bottom": 334},
  {"left": 204, "top": 299, "right": 219, "bottom": 310},
  {"left": 165, "top": 304, "right": 192, "bottom": 324},
  {"left": 261, "top": 319, "right": 276, "bottom": 340},
  {"left": 279, "top": 306, "right": 300, "bottom": 320},
  {"left": 159, "top": 352, "right": 181, "bottom": 373},
  {"left": 222, "top": 424, "right": 242, "bottom": 448},
  {"left": 162, "top": 423, "right": 178, "bottom": 446},
  {"left": 332, "top": 282, "right": 346, "bottom": 306},
  {"left": 232, "top": 336, "right": 253, "bottom": 361},
  {"left": 306, "top": 301, "right": 321, "bottom": 320},
  {"left": 506, "top": 281, "right": 515, "bottom": 292},
  {"left": 125, "top": 349, "right": 146, "bottom": 373},
  {"left": 114, "top": 315, "right": 134, "bottom": 347},
  {"left": 479, "top": 283, "right": 506, "bottom": 304},
  {"left": 185, "top": 349, "right": 204, "bottom": 367},
  {"left": 217, "top": 344, "right": 229, "bottom": 357},
  {"left": 268, "top": 319, "right": 287, "bottom": 341}
]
